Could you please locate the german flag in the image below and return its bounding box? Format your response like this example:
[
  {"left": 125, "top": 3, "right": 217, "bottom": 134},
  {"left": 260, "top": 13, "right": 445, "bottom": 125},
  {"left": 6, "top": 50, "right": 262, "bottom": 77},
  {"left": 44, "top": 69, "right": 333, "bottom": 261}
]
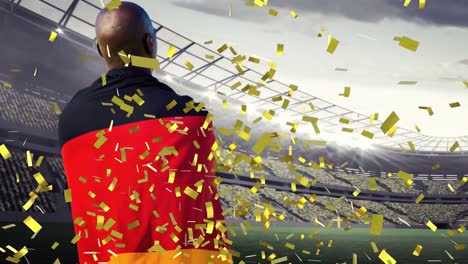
[{"left": 59, "top": 67, "right": 232, "bottom": 263}]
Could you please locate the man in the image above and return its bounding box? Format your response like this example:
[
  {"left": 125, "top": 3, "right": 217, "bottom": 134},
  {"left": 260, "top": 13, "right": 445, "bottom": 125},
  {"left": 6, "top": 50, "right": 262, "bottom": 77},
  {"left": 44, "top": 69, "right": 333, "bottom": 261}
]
[{"left": 58, "top": 2, "right": 232, "bottom": 263}]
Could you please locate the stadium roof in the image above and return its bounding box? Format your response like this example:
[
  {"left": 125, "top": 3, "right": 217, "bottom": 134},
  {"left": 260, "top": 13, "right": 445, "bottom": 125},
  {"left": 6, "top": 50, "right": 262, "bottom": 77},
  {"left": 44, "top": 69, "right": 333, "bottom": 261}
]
[{"left": 3, "top": 0, "right": 468, "bottom": 154}]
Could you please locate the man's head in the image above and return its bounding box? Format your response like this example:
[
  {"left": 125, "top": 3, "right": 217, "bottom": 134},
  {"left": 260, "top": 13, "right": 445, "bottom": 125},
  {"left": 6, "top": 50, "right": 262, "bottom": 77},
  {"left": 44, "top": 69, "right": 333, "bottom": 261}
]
[{"left": 95, "top": 2, "right": 157, "bottom": 71}]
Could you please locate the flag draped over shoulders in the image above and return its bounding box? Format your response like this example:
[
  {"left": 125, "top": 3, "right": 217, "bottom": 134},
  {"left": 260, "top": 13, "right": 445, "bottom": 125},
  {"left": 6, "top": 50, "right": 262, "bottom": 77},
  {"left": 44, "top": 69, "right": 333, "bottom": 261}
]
[{"left": 59, "top": 67, "right": 232, "bottom": 264}]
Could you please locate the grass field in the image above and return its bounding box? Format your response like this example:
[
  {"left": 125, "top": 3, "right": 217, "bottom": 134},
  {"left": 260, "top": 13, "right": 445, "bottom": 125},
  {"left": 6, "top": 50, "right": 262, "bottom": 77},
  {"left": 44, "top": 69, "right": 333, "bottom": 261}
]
[{"left": 1, "top": 222, "right": 467, "bottom": 263}]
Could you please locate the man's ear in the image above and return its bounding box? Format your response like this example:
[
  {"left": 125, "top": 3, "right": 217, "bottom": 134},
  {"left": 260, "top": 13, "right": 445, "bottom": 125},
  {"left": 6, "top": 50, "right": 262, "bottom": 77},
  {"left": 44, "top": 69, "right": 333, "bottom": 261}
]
[
  {"left": 96, "top": 42, "right": 103, "bottom": 57},
  {"left": 144, "top": 34, "right": 155, "bottom": 57}
]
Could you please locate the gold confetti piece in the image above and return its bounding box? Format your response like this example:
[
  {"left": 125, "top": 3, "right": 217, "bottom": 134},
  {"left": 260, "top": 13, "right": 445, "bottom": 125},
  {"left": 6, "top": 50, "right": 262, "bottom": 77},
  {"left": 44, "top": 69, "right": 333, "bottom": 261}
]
[
  {"left": 381, "top": 111, "right": 399, "bottom": 134},
  {"left": 353, "top": 189, "right": 361, "bottom": 197},
  {"left": 131, "top": 55, "right": 160, "bottom": 69},
  {"left": 430, "top": 164, "right": 440, "bottom": 171},
  {"left": 52, "top": 102, "right": 62, "bottom": 115},
  {"left": 414, "top": 124, "right": 421, "bottom": 132},
  {"left": 106, "top": 0, "right": 121, "bottom": 10},
  {"left": 99, "top": 202, "right": 110, "bottom": 212},
  {"left": 24, "top": 216, "right": 42, "bottom": 234},
  {"left": 51, "top": 242, "right": 59, "bottom": 250},
  {"left": 419, "top": 0, "right": 426, "bottom": 8},
  {"left": 361, "top": 130, "right": 374, "bottom": 139},
  {"left": 271, "top": 256, "right": 288, "bottom": 264},
  {"left": 101, "top": 74, "right": 107, "bottom": 86},
  {"left": 407, "top": 141, "right": 415, "bottom": 151},
  {"left": 463, "top": 80, "right": 468, "bottom": 88},
  {"left": 63, "top": 189, "right": 72, "bottom": 203},
  {"left": 165, "top": 99, "right": 177, "bottom": 110},
  {"left": 3, "top": 82, "right": 12, "bottom": 88},
  {"left": 276, "top": 44, "right": 284, "bottom": 56},
  {"left": 370, "top": 214, "right": 383, "bottom": 235},
  {"left": 340, "top": 86, "right": 351, "bottom": 97},
  {"left": 327, "top": 36, "right": 339, "bottom": 54},
  {"left": 379, "top": 249, "right": 396, "bottom": 264},
  {"left": 35, "top": 155, "right": 44, "bottom": 167},
  {"left": 217, "top": 44, "right": 228, "bottom": 53},
  {"left": 269, "top": 9, "right": 278, "bottom": 16},
  {"left": 184, "top": 186, "right": 199, "bottom": 199},
  {"left": 394, "top": 36, "right": 419, "bottom": 51},
  {"left": 398, "top": 81, "right": 417, "bottom": 85},
  {"left": 353, "top": 253, "right": 358, "bottom": 264},
  {"left": 254, "top": 0, "right": 266, "bottom": 7},
  {"left": 0, "top": 144, "right": 11, "bottom": 160},
  {"left": 370, "top": 242, "right": 379, "bottom": 253},
  {"left": 413, "top": 244, "right": 423, "bottom": 256},
  {"left": 450, "top": 141, "right": 459, "bottom": 152},
  {"left": 455, "top": 244, "right": 465, "bottom": 250},
  {"left": 49, "top": 31, "right": 58, "bottom": 42},
  {"left": 185, "top": 61, "right": 195, "bottom": 70},
  {"left": 128, "top": 220, "right": 140, "bottom": 230},
  {"left": 426, "top": 220, "right": 437, "bottom": 232},
  {"left": 460, "top": 177, "right": 468, "bottom": 186},
  {"left": 415, "top": 193, "right": 425, "bottom": 204},
  {"left": 387, "top": 125, "right": 398, "bottom": 137},
  {"left": 449, "top": 102, "right": 461, "bottom": 108},
  {"left": 457, "top": 225, "right": 465, "bottom": 233},
  {"left": 167, "top": 46, "right": 177, "bottom": 58},
  {"left": 289, "top": 10, "right": 298, "bottom": 18},
  {"left": 368, "top": 178, "right": 377, "bottom": 191}
]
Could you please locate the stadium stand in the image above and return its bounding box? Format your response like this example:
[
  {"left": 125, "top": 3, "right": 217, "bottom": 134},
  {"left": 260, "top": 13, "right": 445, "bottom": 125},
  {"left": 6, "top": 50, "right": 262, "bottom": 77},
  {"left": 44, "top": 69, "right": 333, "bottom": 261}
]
[
  {"left": 0, "top": 84, "right": 58, "bottom": 131},
  {"left": 0, "top": 147, "right": 56, "bottom": 213}
]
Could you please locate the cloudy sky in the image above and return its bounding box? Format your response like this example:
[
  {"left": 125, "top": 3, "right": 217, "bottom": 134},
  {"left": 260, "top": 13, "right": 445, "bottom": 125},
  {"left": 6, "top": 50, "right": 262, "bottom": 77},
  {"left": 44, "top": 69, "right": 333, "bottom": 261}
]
[
  {"left": 22, "top": 0, "right": 468, "bottom": 139},
  {"left": 124, "top": 0, "right": 468, "bottom": 138}
]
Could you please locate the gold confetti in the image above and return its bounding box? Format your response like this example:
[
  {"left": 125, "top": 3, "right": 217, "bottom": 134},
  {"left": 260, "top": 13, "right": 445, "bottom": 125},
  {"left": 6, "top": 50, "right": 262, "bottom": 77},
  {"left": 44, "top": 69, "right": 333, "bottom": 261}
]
[
  {"left": 413, "top": 244, "right": 423, "bottom": 256},
  {"left": 131, "top": 55, "right": 160, "bottom": 69},
  {"left": 419, "top": 0, "right": 426, "bottom": 8},
  {"left": 462, "top": 80, "right": 468, "bottom": 88},
  {"left": 0, "top": 144, "right": 11, "bottom": 160},
  {"left": 166, "top": 99, "right": 178, "bottom": 110},
  {"left": 426, "top": 220, "right": 437, "bottom": 232},
  {"left": 327, "top": 36, "right": 339, "bottom": 54},
  {"left": 167, "top": 46, "right": 177, "bottom": 58},
  {"left": 49, "top": 31, "right": 58, "bottom": 42},
  {"left": 289, "top": 10, "right": 298, "bottom": 18},
  {"left": 455, "top": 244, "right": 465, "bottom": 250},
  {"left": 276, "top": 44, "right": 284, "bottom": 56},
  {"left": 370, "top": 214, "right": 383, "bottom": 235},
  {"left": 106, "top": 0, "right": 121, "bottom": 10},
  {"left": 394, "top": 36, "right": 419, "bottom": 51},
  {"left": 101, "top": 74, "right": 107, "bottom": 86},
  {"left": 381, "top": 111, "right": 400, "bottom": 134},
  {"left": 368, "top": 178, "right": 377, "bottom": 191},
  {"left": 269, "top": 9, "right": 278, "bottom": 16},
  {"left": 414, "top": 124, "right": 421, "bottom": 132},
  {"left": 23, "top": 216, "right": 42, "bottom": 234},
  {"left": 398, "top": 81, "right": 417, "bottom": 85},
  {"left": 52, "top": 102, "right": 62, "bottom": 115},
  {"left": 370, "top": 242, "right": 379, "bottom": 253},
  {"left": 415, "top": 193, "right": 424, "bottom": 204},
  {"left": 340, "top": 86, "right": 351, "bottom": 97},
  {"left": 361, "top": 130, "right": 374, "bottom": 139},
  {"left": 378, "top": 249, "right": 396, "bottom": 264},
  {"left": 449, "top": 102, "right": 461, "bottom": 108},
  {"left": 450, "top": 141, "right": 459, "bottom": 152}
]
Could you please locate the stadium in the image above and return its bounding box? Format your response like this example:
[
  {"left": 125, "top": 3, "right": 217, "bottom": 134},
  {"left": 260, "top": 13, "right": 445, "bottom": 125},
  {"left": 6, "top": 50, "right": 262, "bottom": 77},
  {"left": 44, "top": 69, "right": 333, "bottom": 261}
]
[{"left": 0, "top": 0, "right": 467, "bottom": 263}]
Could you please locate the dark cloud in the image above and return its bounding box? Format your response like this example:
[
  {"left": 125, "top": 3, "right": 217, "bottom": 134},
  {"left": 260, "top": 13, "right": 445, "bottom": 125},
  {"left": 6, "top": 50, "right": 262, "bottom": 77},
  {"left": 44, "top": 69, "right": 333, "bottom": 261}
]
[
  {"left": 171, "top": 0, "right": 468, "bottom": 27},
  {"left": 458, "top": 59, "right": 468, "bottom": 66}
]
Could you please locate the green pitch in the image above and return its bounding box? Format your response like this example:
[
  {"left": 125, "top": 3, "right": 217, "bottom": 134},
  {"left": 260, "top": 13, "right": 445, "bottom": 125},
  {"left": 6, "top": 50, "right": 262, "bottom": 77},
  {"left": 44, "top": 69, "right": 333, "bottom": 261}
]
[
  {"left": 1, "top": 222, "right": 467, "bottom": 263},
  {"left": 231, "top": 226, "right": 468, "bottom": 263}
]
